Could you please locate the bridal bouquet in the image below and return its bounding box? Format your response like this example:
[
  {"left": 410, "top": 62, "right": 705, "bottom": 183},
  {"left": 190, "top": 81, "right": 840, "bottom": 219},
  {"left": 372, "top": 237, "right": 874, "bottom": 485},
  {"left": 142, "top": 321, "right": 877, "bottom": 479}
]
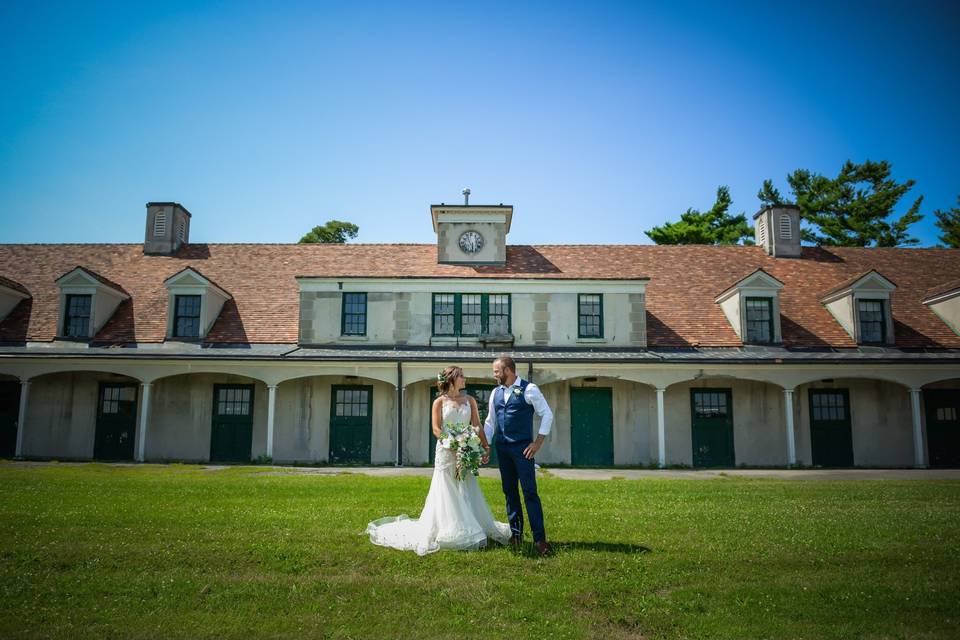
[{"left": 439, "top": 421, "right": 485, "bottom": 481}]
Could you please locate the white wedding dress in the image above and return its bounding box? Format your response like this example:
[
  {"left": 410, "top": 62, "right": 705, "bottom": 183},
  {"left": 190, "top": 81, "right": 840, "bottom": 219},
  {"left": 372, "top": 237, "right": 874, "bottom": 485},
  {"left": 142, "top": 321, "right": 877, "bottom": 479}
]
[{"left": 366, "top": 396, "right": 512, "bottom": 555}]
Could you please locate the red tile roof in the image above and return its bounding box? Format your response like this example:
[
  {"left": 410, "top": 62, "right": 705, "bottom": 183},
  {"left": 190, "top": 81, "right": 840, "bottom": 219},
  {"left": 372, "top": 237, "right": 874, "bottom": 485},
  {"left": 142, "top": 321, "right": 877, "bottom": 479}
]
[
  {"left": 0, "top": 242, "right": 958, "bottom": 348},
  {"left": 923, "top": 278, "right": 960, "bottom": 303}
]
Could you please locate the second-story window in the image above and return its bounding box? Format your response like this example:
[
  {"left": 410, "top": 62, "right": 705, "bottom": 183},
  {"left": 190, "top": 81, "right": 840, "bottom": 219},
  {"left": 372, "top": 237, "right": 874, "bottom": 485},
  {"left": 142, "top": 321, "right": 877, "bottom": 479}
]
[
  {"left": 578, "top": 294, "right": 603, "bottom": 338},
  {"left": 341, "top": 292, "right": 367, "bottom": 335},
  {"left": 432, "top": 293, "right": 511, "bottom": 336},
  {"left": 745, "top": 297, "right": 774, "bottom": 343},
  {"left": 63, "top": 294, "right": 92, "bottom": 338},
  {"left": 173, "top": 294, "right": 201, "bottom": 338},
  {"left": 857, "top": 299, "right": 886, "bottom": 343}
]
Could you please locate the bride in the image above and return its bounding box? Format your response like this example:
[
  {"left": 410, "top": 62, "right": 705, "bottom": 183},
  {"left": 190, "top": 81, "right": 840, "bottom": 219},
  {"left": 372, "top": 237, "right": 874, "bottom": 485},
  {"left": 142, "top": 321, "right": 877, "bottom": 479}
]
[{"left": 366, "top": 366, "right": 512, "bottom": 555}]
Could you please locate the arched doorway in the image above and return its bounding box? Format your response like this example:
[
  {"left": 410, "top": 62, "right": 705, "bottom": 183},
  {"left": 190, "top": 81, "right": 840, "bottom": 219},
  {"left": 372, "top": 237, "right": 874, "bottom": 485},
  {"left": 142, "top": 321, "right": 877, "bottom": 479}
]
[
  {"left": 923, "top": 378, "right": 960, "bottom": 467},
  {"left": 0, "top": 374, "right": 21, "bottom": 457}
]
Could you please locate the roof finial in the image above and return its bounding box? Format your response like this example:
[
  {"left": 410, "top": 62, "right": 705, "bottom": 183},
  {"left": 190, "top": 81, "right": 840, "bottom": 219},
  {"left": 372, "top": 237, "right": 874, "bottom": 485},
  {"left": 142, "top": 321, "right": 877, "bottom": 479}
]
[{"left": 462, "top": 188, "right": 470, "bottom": 206}]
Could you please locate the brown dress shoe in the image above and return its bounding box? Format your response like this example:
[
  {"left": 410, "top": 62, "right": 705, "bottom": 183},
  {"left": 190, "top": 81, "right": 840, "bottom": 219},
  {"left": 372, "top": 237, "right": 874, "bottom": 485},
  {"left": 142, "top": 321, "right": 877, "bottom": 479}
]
[{"left": 535, "top": 540, "right": 552, "bottom": 556}]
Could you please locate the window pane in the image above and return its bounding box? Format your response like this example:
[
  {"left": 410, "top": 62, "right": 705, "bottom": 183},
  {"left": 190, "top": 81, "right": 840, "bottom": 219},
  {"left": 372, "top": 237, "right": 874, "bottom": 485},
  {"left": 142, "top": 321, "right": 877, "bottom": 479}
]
[
  {"left": 858, "top": 300, "right": 884, "bottom": 343},
  {"left": 487, "top": 294, "right": 510, "bottom": 335},
  {"left": 433, "top": 294, "right": 455, "bottom": 335},
  {"left": 745, "top": 298, "right": 772, "bottom": 343},
  {"left": 578, "top": 294, "right": 602, "bottom": 338},
  {"left": 342, "top": 293, "right": 367, "bottom": 335}
]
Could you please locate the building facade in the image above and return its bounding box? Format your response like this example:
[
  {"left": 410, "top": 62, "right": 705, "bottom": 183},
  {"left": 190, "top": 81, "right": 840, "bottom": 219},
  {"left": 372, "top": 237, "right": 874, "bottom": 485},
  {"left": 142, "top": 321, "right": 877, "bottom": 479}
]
[{"left": 1, "top": 199, "right": 958, "bottom": 468}]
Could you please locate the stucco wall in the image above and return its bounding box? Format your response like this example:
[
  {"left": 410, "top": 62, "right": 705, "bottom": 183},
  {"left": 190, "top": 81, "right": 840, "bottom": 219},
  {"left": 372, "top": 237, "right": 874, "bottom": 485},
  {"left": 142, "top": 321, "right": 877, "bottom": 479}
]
[
  {"left": 301, "top": 289, "right": 645, "bottom": 348},
  {"left": 663, "top": 378, "right": 788, "bottom": 467},
  {"left": 795, "top": 379, "right": 914, "bottom": 467},
  {"left": 22, "top": 372, "right": 139, "bottom": 459},
  {"left": 273, "top": 376, "right": 396, "bottom": 464},
  {"left": 147, "top": 373, "right": 268, "bottom": 463}
]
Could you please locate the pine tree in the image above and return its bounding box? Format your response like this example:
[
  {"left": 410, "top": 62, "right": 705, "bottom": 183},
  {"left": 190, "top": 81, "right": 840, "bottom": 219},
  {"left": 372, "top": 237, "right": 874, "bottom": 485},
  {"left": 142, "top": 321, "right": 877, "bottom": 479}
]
[
  {"left": 934, "top": 196, "right": 960, "bottom": 248},
  {"left": 760, "top": 160, "right": 923, "bottom": 247},
  {"left": 645, "top": 186, "right": 754, "bottom": 245}
]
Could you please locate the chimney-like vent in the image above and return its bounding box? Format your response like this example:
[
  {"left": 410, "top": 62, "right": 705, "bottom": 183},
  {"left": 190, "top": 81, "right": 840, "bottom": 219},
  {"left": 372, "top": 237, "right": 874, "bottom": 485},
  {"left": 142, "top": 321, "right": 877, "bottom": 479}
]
[
  {"left": 754, "top": 205, "right": 800, "bottom": 258},
  {"left": 144, "top": 202, "right": 192, "bottom": 255},
  {"left": 462, "top": 188, "right": 471, "bottom": 205}
]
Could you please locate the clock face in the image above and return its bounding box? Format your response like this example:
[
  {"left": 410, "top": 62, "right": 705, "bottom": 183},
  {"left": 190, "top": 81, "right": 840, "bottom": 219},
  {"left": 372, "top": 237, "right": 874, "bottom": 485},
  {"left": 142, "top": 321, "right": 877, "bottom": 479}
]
[{"left": 458, "top": 230, "right": 484, "bottom": 254}]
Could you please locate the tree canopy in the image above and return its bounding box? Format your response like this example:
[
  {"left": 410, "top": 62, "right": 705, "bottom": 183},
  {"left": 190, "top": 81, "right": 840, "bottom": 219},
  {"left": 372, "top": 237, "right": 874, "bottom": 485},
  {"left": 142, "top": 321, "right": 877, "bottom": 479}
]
[
  {"left": 645, "top": 186, "right": 754, "bottom": 245},
  {"left": 934, "top": 196, "right": 960, "bottom": 248},
  {"left": 759, "top": 160, "right": 923, "bottom": 247},
  {"left": 298, "top": 220, "right": 359, "bottom": 244}
]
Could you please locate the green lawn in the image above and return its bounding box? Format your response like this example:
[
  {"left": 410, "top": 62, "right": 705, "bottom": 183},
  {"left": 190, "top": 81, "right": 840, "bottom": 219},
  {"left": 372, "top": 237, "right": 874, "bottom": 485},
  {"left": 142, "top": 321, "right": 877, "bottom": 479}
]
[{"left": 1, "top": 463, "right": 958, "bottom": 639}]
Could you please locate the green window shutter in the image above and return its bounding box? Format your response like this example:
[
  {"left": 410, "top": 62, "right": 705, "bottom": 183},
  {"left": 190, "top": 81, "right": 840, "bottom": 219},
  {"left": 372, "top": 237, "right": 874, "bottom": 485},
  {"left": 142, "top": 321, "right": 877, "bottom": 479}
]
[
  {"left": 341, "top": 292, "right": 367, "bottom": 336},
  {"left": 578, "top": 294, "right": 603, "bottom": 338}
]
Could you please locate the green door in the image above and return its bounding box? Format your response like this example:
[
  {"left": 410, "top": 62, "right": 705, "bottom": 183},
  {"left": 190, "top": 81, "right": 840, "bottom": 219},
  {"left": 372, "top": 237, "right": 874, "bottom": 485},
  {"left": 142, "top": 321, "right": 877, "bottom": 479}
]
[
  {"left": 330, "top": 385, "right": 372, "bottom": 464},
  {"left": 94, "top": 383, "right": 138, "bottom": 460},
  {"left": 690, "top": 388, "right": 735, "bottom": 467},
  {"left": 210, "top": 384, "right": 254, "bottom": 463},
  {"left": 571, "top": 387, "right": 614, "bottom": 466},
  {"left": 0, "top": 381, "right": 21, "bottom": 458},
  {"left": 925, "top": 390, "right": 960, "bottom": 468},
  {"left": 809, "top": 389, "right": 854, "bottom": 467},
  {"left": 429, "top": 385, "right": 498, "bottom": 466}
]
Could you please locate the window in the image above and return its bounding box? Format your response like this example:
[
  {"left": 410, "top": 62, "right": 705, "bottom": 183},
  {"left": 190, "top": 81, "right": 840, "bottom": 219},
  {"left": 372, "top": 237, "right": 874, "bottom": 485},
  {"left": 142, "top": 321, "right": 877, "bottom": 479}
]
[
  {"left": 779, "top": 214, "right": 792, "bottom": 239},
  {"left": 341, "top": 292, "right": 367, "bottom": 335},
  {"left": 154, "top": 212, "right": 166, "bottom": 237},
  {"left": 63, "top": 294, "right": 92, "bottom": 338},
  {"left": 578, "top": 294, "right": 603, "bottom": 338},
  {"left": 431, "top": 293, "right": 512, "bottom": 337},
  {"left": 693, "top": 391, "right": 729, "bottom": 418},
  {"left": 811, "top": 391, "right": 846, "bottom": 421},
  {"left": 745, "top": 297, "right": 774, "bottom": 343},
  {"left": 173, "top": 295, "right": 201, "bottom": 338},
  {"left": 100, "top": 384, "right": 136, "bottom": 416},
  {"left": 216, "top": 387, "right": 251, "bottom": 416},
  {"left": 335, "top": 387, "right": 370, "bottom": 417},
  {"left": 857, "top": 299, "right": 886, "bottom": 343}
]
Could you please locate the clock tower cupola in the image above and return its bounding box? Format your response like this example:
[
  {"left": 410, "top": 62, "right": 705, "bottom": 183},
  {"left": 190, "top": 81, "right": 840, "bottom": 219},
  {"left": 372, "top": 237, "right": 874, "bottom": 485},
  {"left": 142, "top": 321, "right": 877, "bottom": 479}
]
[{"left": 431, "top": 189, "right": 513, "bottom": 265}]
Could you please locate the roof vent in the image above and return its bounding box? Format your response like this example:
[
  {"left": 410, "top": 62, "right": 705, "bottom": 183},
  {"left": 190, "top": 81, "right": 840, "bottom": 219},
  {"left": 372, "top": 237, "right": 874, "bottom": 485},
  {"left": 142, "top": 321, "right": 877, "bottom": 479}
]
[{"left": 144, "top": 202, "right": 192, "bottom": 255}]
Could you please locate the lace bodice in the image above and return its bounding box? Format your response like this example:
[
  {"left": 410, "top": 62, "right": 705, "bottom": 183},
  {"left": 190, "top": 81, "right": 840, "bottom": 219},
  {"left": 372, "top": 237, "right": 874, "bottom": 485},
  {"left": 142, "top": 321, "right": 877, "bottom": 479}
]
[{"left": 440, "top": 395, "right": 473, "bottom": 426}]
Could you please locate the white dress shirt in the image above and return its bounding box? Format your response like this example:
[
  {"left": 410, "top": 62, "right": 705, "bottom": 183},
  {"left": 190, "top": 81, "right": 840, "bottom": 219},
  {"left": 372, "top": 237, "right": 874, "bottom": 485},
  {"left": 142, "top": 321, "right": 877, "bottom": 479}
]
[{"left": 483, "top": 376, "right": 553, "bottom": 444}]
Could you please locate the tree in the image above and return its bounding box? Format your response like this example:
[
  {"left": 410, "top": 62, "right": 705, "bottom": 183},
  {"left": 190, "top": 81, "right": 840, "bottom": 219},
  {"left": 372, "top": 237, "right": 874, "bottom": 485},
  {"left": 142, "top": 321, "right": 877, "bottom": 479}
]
[
  {"left": 934, "top": 196, "right": 960, "bottom": 248},
  {"left": 299, "top": 220, "right": 359, "bottom": 244},
  {"left": 759, "top": 160, "right": 923, "bottom": 247},
  {"left": 645, "top": 186, "right": 755, "bottom": 245}
]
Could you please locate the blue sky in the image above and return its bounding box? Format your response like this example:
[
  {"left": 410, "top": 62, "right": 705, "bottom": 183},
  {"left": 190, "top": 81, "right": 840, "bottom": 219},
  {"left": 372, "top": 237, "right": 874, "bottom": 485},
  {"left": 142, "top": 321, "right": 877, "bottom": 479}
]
[{"left": 1, "top": 0, "right": 958, "bottom": 246}]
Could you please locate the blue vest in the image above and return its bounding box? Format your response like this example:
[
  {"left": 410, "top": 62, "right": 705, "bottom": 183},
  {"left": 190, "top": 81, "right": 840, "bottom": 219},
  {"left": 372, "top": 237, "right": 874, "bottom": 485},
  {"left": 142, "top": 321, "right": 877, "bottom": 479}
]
[{"left": 495, "top": 378, "right": 535, "bottom": 444}]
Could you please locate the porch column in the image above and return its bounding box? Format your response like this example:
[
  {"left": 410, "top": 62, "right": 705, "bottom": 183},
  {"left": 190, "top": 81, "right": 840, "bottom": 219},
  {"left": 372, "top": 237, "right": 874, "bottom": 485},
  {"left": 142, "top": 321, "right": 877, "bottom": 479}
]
[
  {"left": 396, "top": 362, "right": 403, "bottom": 467},
  {"left": 910, "top": 388, "right": 925, "bottom": 468},
  {"left": 136, "top": 382, "right": 152, "bottom": 462},
  {"left": 783, "top": 389, "right": 796, "bottom": 467},
  {"left": 656, "top": 387, "right": 666, "bottom": 468},
  {"left": 14, "top": 380, "right": 29, "bottom": 458},
  {"left": 266, "top": 385, "right": 277, "bottom": 459}
]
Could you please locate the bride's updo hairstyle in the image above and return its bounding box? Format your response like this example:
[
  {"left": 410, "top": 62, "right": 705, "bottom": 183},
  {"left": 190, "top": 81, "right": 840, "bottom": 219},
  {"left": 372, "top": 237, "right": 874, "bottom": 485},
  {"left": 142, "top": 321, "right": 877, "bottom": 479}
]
[{"left": 437, "top": 366, "right": 464, "bottom": 395}]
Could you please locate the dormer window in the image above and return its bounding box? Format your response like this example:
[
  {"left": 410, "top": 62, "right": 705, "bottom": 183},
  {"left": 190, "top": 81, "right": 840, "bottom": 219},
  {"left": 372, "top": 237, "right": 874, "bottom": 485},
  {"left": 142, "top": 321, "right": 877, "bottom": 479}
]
[
  {"left": 715, "top": 268, "right": 784, "bottom": 344},
  {"left": 55, "top": 266, "right": 130, "bottom": 341},
  {"left": 820, "top": 270, "right": 897, "bottom": 345},
  {"left": 857, "top": 299, "right": 886, "bottom": 344},
  {"left": 63, "top": 294, "right": 92, "bottom": 337},
  {"left": 173, "top": 294, "right": 202, "bottom": 338},
  {"left": 0, "top": 275, "right": 30, "bottom": 323},
  {"left": 922, "top": 279, "right": 960, "bottom": 336},
  {"left": 744, "top": 297, "right": 774, "bottom": 343},
  {"left": 163, "top": 268, "right": 231, "bottom": 341}
]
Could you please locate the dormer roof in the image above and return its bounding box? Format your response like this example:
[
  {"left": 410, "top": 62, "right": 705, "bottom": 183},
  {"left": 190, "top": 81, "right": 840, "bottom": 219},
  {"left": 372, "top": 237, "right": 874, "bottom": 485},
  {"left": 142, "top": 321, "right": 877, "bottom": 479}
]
[
  {"left": 819, "top": 269, "right": 897, "bottom": 303},
  {"left": 55, "top": 266, "right": 130, "bottom": 298},
  {"left": 922, "top": 278, "right": 960, "bottom": 305},
  {"left": 163, "top": 267, "right": 231, "bottom": 299},
  {"left": 715, "top": 267, "right": 784, "bottom": 302}
]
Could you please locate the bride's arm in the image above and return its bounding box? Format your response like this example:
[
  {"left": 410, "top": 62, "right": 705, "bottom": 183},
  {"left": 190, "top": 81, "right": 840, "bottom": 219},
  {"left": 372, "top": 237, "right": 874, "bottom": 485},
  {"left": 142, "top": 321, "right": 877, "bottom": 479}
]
[
  {"left": 469, "top": 397, "right": 491, "bottom": 450},
  {"left": 431, "top": 397, "right": 443, "bottom": 439}
]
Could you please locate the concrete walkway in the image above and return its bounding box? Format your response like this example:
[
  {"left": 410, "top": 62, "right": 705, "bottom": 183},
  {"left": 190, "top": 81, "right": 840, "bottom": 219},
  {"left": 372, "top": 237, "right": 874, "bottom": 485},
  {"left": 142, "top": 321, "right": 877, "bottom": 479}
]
[{"left": 4, "top": 460, "right": 960, "bottom": 480}]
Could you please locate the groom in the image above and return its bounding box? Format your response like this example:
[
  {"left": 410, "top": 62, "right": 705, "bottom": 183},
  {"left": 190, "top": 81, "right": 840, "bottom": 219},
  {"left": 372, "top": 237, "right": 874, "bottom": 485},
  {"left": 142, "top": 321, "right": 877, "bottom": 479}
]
[{"left": 483, "top": 355, "right": 554, "bottom": 556}]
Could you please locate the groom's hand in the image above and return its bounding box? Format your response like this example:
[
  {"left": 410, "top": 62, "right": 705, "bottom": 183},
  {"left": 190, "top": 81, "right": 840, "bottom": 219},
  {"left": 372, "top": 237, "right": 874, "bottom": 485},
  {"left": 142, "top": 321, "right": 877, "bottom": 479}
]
[{"left": 523, "top": 438, "right": 544, "bottom": 460}]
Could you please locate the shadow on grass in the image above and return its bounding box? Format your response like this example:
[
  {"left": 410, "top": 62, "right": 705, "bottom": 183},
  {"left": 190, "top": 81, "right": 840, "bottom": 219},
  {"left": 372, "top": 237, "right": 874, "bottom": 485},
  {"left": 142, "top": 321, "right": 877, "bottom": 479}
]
[{"left": 504, "top": 540, "right": 652, "bottom": 558}]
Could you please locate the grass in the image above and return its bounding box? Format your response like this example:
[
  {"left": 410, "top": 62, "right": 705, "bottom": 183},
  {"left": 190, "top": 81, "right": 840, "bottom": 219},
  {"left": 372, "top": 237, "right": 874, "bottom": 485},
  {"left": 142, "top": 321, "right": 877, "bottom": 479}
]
[{"left": 1, "top": 462, "right": 958, "bottom": 639}]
